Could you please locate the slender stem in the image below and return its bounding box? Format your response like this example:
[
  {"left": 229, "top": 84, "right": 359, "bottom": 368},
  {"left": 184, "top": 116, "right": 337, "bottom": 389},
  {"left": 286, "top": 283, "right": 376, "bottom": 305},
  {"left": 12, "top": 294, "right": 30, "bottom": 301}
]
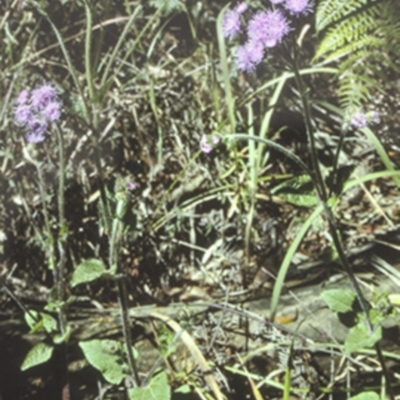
[
  {"left": 56, "top": 125, "right": 70, "bottom": 400},
  {"left": 109, "top": 193, "right": 140, "bottom": 387},
  {"left": 290, "top": 42, "right": 394, "bottom": 399},
  {"left": 329, "top": 123, "right": 349, "bottom": 198},
  {"left": 55, "top": 125, "right": 67, "bottom": 334},
  {"left": 100, "top": 6, "right": 155, "bottom": 90},
  {"left": 291, "top": 50, "right": 327, "bottom": 201},
  {"left": 84, "top": 0, "right": 95, "bottom": 102},
  {"left": 22, "top": 146, "right": 56, "bottom": 270},
  {"left": 32, "top": 1, "right": 89, "bottom": 121}
]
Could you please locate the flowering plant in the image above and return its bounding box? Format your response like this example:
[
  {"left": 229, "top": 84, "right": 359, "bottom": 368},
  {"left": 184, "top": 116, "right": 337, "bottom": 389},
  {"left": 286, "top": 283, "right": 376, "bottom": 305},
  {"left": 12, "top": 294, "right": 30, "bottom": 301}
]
[
  {"left": 14, "top": 83, "right": 62, "bottom": 143},
  {"left": 222, "top": 0, "right": 313, "bottom": 72}
]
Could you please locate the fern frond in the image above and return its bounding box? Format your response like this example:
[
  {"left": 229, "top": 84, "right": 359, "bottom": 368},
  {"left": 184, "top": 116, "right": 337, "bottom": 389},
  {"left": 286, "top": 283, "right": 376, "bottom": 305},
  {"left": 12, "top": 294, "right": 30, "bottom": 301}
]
[
  {"left": 316, "top": 0, "right": 376, "bottom": 32},
  {"left": 338, "top": 74, "right": 375, "bottom": 109},
  {"left": 314, "top": 0, "right": 399, "bottom": 110},
  {"left": 315, "top": 5, "right": 380, "bottom": 60}
]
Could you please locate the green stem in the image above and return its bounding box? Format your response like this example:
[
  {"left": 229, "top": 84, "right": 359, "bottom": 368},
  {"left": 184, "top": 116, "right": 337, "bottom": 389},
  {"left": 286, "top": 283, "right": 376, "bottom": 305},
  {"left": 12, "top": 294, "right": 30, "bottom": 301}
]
[
  {"left": 32, "top": 1, "right": 89, "bottom": 121},
  {"left": 56, "top": 125, "right": 67, "bottom": 335},
  {"left": 109, "top": 191, "right": 140, "bottom": 387},
  {"left": 329, "top": 123, "right": 350, "bottom": 198},
  {"left": 84, "top": 0, "right": 95, "bottom": 102},
  {"left": 24, "top": 149, "right": 56, "bottom": 271},
  {"left": 290, "top": 41, "right": 394, "bottom": 400}
]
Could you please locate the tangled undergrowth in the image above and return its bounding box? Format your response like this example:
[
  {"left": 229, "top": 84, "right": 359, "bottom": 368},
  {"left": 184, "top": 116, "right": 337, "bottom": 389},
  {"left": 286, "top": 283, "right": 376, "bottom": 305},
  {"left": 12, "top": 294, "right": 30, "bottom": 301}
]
[{"left": 1, "top": 1, "right": 400, "bottom": 399}]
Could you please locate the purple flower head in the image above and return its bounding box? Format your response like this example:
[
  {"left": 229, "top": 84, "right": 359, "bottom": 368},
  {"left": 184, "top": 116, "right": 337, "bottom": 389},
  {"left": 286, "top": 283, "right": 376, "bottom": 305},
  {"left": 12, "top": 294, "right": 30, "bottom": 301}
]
[
  {"left": 31, "top": 83, "right": 58, "bottom": 110},
  {"left": 42, "top": 101, "right": 61, "bottom": 122},
  {"left": 200, "top": 134, "right": 220, "bottom": 153},
  {"left": 26, "top": 132, "right": 46, "bottom": 143},
  {"left": 368, "top": 111, "right": 380, "bottom": 124},
  {"left": 222, "top": 8, "right": 242, "bottom": 39},
  {"left": 211, "top": 135, "right": 220, "bottom": 145},
  {"left": 28, "top": 118, "right": 48, "bottom": 136},
  {"left": 235, "top": 40, "right": 264, "bottom": 72},
  {"left": 126, "top": 181, "right": 137, "bottom": 191},
  {"left": 351, "top": 112, "right": 368, "bottom": 129},
  {"left": 235, "top": 2, "right": 248, "bottom": 14},
  {"left": 14, "top": 83, "right": 61, "bottom": 143},
  {"left": 17, "top": 89, "right": 30, "bottom": 105},
  {"left": 284, "top": 0, "right": 313, "bottom": 15},
  {"left": 14, "top": 105, "right": 32, "bottom": 125},
  {"left": 247, "top": 9, "right": 290, "bottom": 49}
]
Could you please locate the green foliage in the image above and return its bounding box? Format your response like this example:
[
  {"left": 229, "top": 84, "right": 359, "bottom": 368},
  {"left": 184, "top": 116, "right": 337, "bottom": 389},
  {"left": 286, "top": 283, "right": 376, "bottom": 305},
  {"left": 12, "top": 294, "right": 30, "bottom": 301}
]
[
  {"left": 21, "top": 342, "right": 54, "bottom": 371},
  {"left": 349, "top": 392, "right": 380, "bottom": 400},
  {"left": 315, "top": 0, "right": 400, "bottom": 109},
  {"left": 128, "top": 371, "right": 171, "bottom": 400},
  {"left": 270, "top": 175, "right": 317, "bottom": 207},
  {"left": 24, "top": 310, "right": 58, "bottom": 334},
  {"left": 345, "top": 324, "right": 382, "bottom": 353},
  {"left": 71, "top": 258, "right": 114, "bottom": 287},
  {"left": 79, "top": 339, "right": 138, "bottom": 385},
  {"left": 321, "top": 289, "right": 356, "bottom": 313},
  {"left": 322, "top": 288, "right": 383, "bottom": 353}
]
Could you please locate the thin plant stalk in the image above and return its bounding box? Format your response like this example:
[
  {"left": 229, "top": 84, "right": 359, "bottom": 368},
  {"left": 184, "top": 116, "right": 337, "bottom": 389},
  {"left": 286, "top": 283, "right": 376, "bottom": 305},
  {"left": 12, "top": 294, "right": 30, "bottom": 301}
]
[
  {"left": 109, "top": 188, "right": 140, "bottom": 387},
  {"left": 290, "top": 40, "right": 394, "bottom": 399},
  {"left": 55, "top": 124, "right": 67, "bottom": 334},
  {"left": 31, "top": 1, "right": 89, "bottom": 120},
  {"left": 55, "top": 124, "right": 70, "bottom": 400},
  {"left": 22, "top": 147, "right": 56, "bottom": 270}
]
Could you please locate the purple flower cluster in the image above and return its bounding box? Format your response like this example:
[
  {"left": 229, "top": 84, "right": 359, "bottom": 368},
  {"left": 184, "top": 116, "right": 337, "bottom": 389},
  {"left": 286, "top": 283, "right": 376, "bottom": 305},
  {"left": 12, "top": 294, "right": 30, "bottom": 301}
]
[
  {"left": 222, "top": 2, "right": 248, "bottom": 39},
  {"left": 223, "top": 0, "right": 313, "bottom": 72},
  {"left": 14, "top": 83, "right": 61, "bottom": 143},
  {"left": 350, "top": 111, "right": 380, "bottom": 129},
  {"left": 285, "top": 0, "right": 313, "bottom": 15},
  {"left": 200, "top": 134, "right": 220, "bottom": 154}
]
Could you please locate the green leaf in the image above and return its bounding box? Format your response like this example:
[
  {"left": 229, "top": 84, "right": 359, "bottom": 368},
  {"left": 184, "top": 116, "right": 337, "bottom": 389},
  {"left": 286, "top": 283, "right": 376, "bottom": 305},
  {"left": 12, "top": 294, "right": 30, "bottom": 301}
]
[
  {"left": 174, "top": 384, "right": 191, "bottom": 394},
  {"left": 21, "top": 342, "right": 54, "bottom": 371},
  {"left": 79, "top": 339, "right": 126, "bottom": 385},
  {"left": 345, "top": 324, "right": 382, "bottom": 354},
  {"left": 24, "top": 310, "right": 42, "bottom": 332},
  {"left": 271, "top": 175, "right": 317, "bottom": 207},
  {"left": 321, "top": 289, "right": 356, "bottom": 313},
  {"left": 24, "top": 311, "right": 58, "bottom": 334},
  {"left": 71, "top": 259, "right": 107, "bottom": 287},
  {"left": 42, "top": 313, "right": 58, "bottom": 333},
  {"left": 128, "top": 371, "right": 171, "bottom": 400},
  {"left": 349, "top": 392, "right": 380, "bottom": 400},
  {"left": 53, "top": 325, "right": 72, "bottom": 344}
]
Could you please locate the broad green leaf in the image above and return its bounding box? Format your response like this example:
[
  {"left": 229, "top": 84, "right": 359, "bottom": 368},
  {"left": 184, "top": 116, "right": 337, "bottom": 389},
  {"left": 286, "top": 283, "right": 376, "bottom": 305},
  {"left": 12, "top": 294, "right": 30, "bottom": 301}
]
[
  {"left": 79, "top": 339, "right": 125, "bottom": 385},
  {"left": 388, "top": 293, "right": 400, "bottom": 306},
  {"left": 21, "top": 342, "right": 54, "bottom": 371},
  {"left": 321, "top": 289, "right": 356, "bottom": 313},
  {"left": 128, "top": 371, "right": 171, "bottom": 400},
  {"left": 345, "top": 324, "right": 382, "bottom": 354},
  {"left": 349, "top": 392, "right": 380, "bottom": 400},
  {"left": 24, "top": 311, "right": 57, "bottom": 334},
  {"left": 42, "top": 313, "right": 58, "bottom": 333},
  {"left": 24, "top": 310, "right": 42, "bottom": 332},
  {"left": 271, "top": 175, "right": 317, "bottom": 207},
  {"left": 53, "top": 325, "right": 72, "bottom": 344},
  {"left": 71, "top": 259, "right": 107, "bottom": 287},
  {"left": 174, "top": 384, "right": 191, "bottom": 394}
]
